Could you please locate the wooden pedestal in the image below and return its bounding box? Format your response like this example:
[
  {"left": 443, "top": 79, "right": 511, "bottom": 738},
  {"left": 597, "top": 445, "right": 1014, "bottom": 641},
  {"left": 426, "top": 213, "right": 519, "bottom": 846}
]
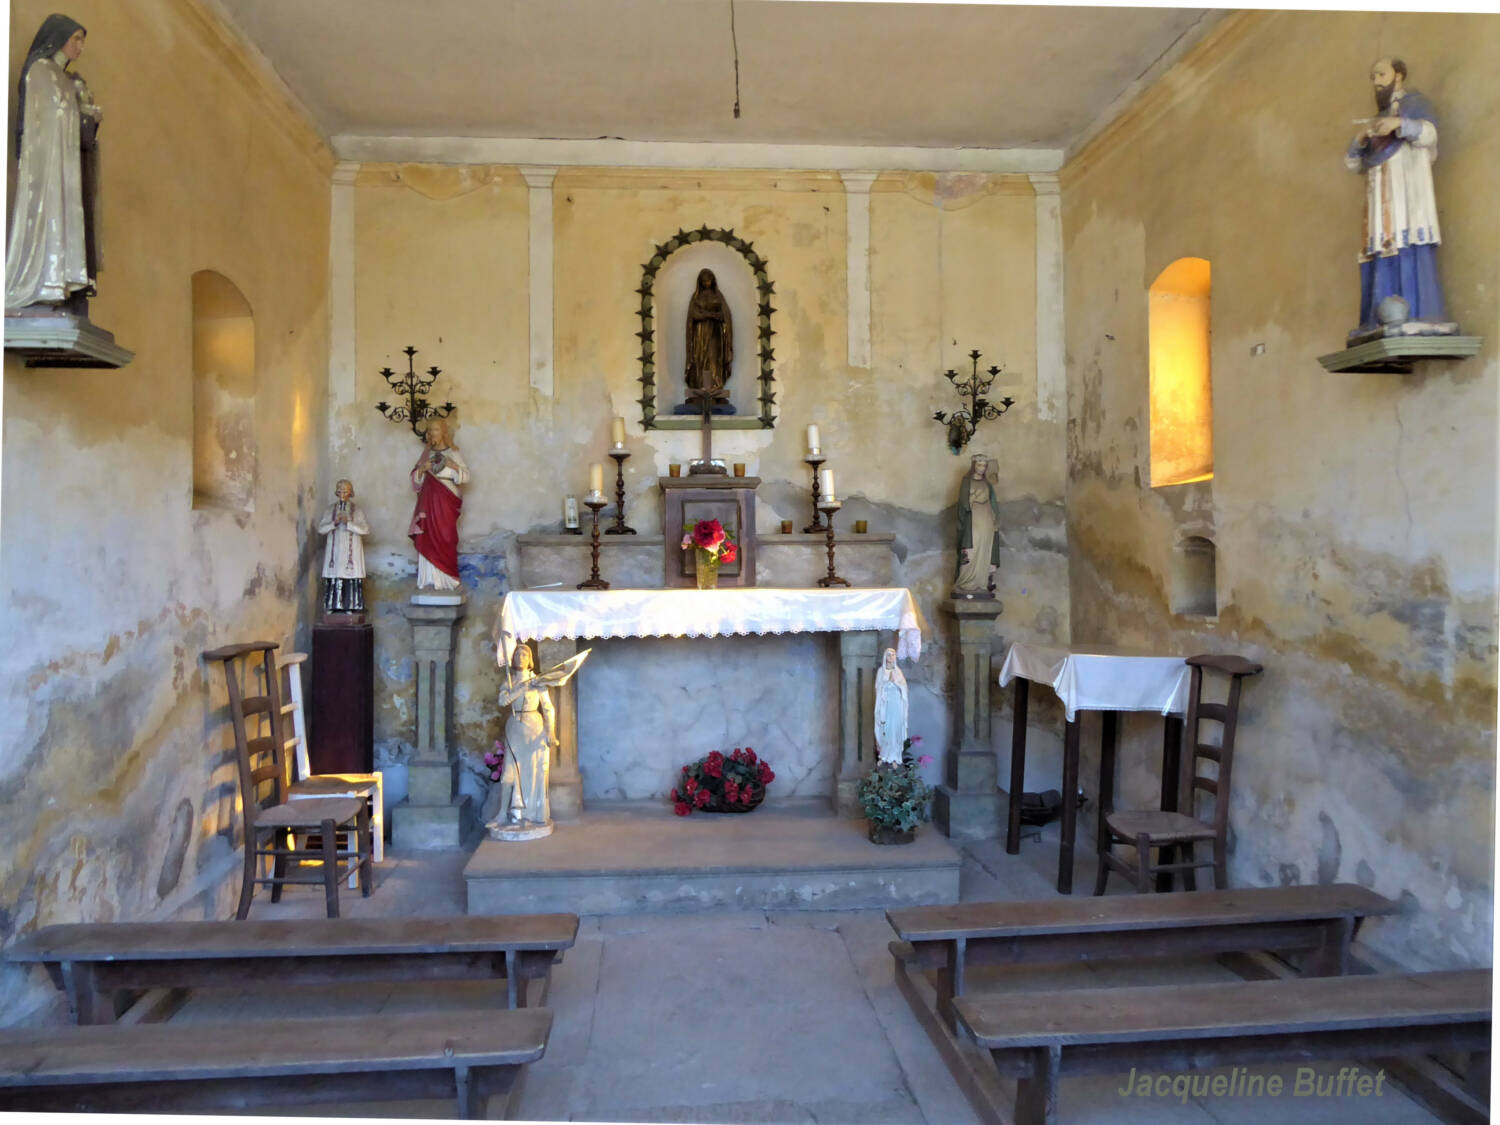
[{"left": 310, "top": 622, "right": 374, "bottom": 775}]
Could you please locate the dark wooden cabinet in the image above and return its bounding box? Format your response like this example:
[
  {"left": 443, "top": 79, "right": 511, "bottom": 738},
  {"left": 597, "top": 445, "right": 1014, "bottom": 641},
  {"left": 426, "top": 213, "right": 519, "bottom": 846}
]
[
  {"left": 310, "top": 622, "right": 374, "bottom": 774},
  {"left": 659, "top": 474, "right": 758, "bottom": 587}
]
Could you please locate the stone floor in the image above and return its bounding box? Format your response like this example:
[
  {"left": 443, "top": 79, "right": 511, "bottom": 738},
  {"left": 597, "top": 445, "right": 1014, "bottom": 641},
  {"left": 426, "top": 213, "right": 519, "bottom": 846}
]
[{"left": 179, "top": 818, "right": 1448, "bottom": 1124}]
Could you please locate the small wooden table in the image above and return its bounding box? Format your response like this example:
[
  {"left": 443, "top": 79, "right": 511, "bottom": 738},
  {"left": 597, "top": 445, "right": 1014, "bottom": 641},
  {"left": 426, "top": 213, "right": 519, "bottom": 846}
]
[
  {"left": 999, "top": 643, "right": 1192, "bottom": 894},
  {"left": 4, "top": 914, "right": 579, "bottom": 1024}
]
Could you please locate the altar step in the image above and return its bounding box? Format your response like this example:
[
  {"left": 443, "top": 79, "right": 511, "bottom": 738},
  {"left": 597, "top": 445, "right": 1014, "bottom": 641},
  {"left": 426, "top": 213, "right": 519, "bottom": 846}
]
[{"left": 463, "top": 800, "right": 961, "bottom": 915}]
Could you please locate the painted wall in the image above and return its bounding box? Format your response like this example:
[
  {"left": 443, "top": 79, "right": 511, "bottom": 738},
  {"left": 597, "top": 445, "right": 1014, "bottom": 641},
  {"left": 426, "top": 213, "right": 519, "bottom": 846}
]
[
  {"left": 1060, "top": 11, "right": 1499, "bottom": 967},
  {"left": 0, "top": 0, "right": 332, "bottom": 1022},
  {"left": 332, "top": 167, "right": 1069, "bottom": 800}
]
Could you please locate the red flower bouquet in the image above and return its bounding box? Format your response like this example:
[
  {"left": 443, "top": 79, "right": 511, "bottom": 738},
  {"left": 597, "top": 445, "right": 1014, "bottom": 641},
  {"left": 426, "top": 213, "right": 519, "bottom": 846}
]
[
  {"left": 671, "top": 747, "right": 775, "bottom": 815},
  {"left": 681, "top": 517, "right": 737, "bottom": 563}
]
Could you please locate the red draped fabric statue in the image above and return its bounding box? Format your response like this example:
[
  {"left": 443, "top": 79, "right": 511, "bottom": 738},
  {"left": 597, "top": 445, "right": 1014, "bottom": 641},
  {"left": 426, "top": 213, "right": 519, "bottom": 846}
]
[{"left": 407, "top": 418, "right": 469, "bottom": 590}]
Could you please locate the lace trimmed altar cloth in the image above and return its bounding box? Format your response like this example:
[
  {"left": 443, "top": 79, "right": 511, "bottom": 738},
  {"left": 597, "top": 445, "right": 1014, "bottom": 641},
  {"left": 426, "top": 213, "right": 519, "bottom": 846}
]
[{"left": 496, "top": 587, "right": 922, "bottom": 661}]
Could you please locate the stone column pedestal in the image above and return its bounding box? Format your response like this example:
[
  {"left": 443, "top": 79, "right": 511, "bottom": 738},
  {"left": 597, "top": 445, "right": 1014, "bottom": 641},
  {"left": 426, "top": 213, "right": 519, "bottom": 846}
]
[
  {"left": 933, "top": 597, "right": 1004, "bottom": 840},
  {"left": 393, "top": 595, "right": 474, "bottom": 848},
  {"left": 536, "top": 637, "right": 584, "bottom": 820},
  {"left": 836, "top": 630, "right": 881, "bottom": 816}
]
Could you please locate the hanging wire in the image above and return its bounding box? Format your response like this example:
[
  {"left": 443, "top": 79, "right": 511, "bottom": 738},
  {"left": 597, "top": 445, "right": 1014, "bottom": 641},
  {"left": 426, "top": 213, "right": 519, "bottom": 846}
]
[{"left": 730, "top": 0, "right": 741, "bottom": 118}]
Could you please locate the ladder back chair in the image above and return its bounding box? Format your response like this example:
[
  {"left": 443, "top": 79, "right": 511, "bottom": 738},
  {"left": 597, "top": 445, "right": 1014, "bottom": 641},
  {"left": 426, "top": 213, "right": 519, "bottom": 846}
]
[
  {"left": 1094, "top": 653, "right": 1263, "bottom": 894},
  {"left": 204, "top": 641, "right": 372, "bottom": 919}
]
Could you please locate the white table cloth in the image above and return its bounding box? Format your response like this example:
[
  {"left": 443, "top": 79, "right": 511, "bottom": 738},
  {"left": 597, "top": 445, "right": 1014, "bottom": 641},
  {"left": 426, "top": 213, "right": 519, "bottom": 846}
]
[
  {"left": 997, "top": 642, "right": 1191, "bottom": 721},
  {"left": 496, "top": 587, "right": 923, "bottom": 661}
]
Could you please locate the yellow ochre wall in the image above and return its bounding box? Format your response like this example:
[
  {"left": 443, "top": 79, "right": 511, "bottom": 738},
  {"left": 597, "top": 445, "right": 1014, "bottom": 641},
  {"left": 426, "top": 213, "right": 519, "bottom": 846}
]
[
  {"left": 1061, "top": 10, "right": 1498, "bottom": 966},
  {"left": 0, "top": 0, "right": 332, "bottom": 1022}
]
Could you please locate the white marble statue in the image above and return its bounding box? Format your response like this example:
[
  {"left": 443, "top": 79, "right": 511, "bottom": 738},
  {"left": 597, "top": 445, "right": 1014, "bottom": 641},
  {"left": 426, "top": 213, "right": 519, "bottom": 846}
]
[
  {"left": 5, "top": 14, "right": 101, "bottom": 312},
  {"left": 873, "top": 648, "right": 909, "bottom": 766},
  {"left": 318, "top": 479, "right": 369, "bottom": 614},
  {"left": 488, "top": 643, "right": 590, "bottom": 841},
  {"left": 954, "top": 453, "right": 1000, "bottom": 598}
]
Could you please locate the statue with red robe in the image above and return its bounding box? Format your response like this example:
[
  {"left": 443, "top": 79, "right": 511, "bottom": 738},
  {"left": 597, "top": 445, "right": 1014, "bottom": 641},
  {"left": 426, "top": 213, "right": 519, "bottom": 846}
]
[{"left": 408, "top": 417, "right": 469, "bottom": 591}]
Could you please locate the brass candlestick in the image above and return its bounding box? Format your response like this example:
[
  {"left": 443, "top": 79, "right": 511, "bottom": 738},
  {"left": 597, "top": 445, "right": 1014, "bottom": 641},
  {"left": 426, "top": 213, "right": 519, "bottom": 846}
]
[
  {"left": 816, "top": 500, "right": 849, "bottom": 588},
  {"left": 803, "top": 454, "right": 827, "bottom": 533},
  {"left": 604, "top": 450, "right": 636, "bottom": 535},
  {"left": 578, "top": 498, "right": 610, "bottom": 589}
]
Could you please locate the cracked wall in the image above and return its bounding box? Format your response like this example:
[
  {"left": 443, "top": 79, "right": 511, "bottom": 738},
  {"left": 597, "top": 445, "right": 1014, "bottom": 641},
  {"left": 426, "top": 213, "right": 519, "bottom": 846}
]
[
  {"left": 0, "top": 0, "right": 332, "bottom": 1022},
  {"left": 1060, "top": 11, "right": 1498, "bottom": 966},
  {"left": 334, "top": 167, "right": 1069, "bottom": 795}
]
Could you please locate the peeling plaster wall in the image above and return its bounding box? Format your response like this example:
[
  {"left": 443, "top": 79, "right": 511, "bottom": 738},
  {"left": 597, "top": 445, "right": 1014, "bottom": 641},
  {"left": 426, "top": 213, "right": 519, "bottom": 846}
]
[
  {"left": 1060, "top": 11, "right": 1498, "bottom": 966},
  {"left": 0, "top": 0, "right": 332, "bottom": 1022},
  {"left": 335, "top": 167, "right": 1068, "bottom": 798}
]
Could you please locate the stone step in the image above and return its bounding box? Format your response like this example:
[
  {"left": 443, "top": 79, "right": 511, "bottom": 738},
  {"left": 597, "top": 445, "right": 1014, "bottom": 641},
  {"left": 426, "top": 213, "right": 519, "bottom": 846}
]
[{"left": 463, "top": 801, "right": 961, "bottom": 915}]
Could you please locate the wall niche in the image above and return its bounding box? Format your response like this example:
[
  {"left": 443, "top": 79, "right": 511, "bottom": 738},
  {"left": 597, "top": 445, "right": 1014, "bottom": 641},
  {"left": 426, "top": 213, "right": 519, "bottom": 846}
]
[
  {"left": 1170, "top": 535, "right": 1217, "bottom": 617},
  {"left": 191, "top": 270, "right": 256, "bottom": 512}
]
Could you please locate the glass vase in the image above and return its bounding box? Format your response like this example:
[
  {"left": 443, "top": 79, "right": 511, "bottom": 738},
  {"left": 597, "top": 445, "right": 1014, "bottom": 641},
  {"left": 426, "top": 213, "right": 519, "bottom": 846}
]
[{"left": 694, "top": 548, "right": 720, "bottom": 589}]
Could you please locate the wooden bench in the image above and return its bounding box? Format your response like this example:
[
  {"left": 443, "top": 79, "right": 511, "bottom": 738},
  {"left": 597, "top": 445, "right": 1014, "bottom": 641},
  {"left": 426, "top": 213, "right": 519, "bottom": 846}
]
[
  {"left": 0, "top": 1007, "right": 551, "bottom": 1118},
  {"left": 887, "top": 883, "right": 1397, "bottom": 1029},
  {"left": 4, "top": 914, "right": 579, "bottom": 1024},
  {"left": 954, "top": 970, "right": 1491, "bottom": 1125}
]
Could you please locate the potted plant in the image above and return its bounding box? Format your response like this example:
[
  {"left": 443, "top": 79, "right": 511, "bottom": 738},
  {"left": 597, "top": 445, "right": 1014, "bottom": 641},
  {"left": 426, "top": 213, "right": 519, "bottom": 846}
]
[
  {"left": 681, "top": 518, "right": 738, "bottom": 589},
  {"left": 857, "top": 739, "right": 934, "bottom": 844},
  {"left": 672, "top": 747, "right": 774, "bottom": 814}
]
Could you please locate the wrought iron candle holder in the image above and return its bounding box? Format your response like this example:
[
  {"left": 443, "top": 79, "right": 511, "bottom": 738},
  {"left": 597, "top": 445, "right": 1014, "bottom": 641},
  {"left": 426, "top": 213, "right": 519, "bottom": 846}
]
[
  {"left": 577, "top": 499, "right": 610, "bottom": 590},
  {"left": 932, "top": 348, "right": 1015, "bottom": 454},
  {"left": 605, "top": 450, "right": 636, "bottom": 535},
  {"left": 374, "top": 345, "right": 456, "bottom": 437},
  {"left": 816, "top": 501, "right": 849, "bottom": 588},
  {"left": 803, "top": 454, "right": 827, "bottom": 533}
]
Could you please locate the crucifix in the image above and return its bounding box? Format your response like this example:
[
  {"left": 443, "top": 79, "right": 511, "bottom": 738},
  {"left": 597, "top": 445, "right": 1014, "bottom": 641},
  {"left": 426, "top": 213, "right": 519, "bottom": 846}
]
[{"left": 688, "top": 388, "right": 727, "bottom": 476}]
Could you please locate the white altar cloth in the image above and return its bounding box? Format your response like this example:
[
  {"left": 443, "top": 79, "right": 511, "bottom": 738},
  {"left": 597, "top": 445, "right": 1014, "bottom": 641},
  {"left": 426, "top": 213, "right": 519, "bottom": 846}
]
[
  {"left": 497, "top": 587, "right": 922, "bottom": 661},
  {"left": 997, "top": 642, "right": 1190, "bottom": 721}
]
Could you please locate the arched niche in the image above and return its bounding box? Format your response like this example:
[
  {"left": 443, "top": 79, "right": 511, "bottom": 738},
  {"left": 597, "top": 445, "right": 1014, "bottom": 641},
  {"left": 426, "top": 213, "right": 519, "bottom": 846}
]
[
  {"left": 1149, "top": 256, "right": 1213, "bottom": 487},
  {"left": 636, "top": 226, "right": 776, "bottom": 430},
  {"left": 1170, "top": 535, "right": 1218, "bottom": 617},
  {"left": 191, "top": 270, "right": 256, "bottom": 512}
]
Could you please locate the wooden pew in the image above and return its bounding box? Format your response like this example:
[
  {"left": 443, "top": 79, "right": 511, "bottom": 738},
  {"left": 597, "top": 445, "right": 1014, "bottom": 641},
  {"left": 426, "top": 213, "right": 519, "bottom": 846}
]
[
  {"left": 955, "top": 970, "right": 1491, "bottom": 1125},
  {"left": 0, "top": 1007, "right": 551, "bottom": 1119},
  {"left": 4, "top": 914, "right": 579, "bottom": 1024},
  {"left": 887, "top": 883, "right": 1397, "bottom": 1030}
]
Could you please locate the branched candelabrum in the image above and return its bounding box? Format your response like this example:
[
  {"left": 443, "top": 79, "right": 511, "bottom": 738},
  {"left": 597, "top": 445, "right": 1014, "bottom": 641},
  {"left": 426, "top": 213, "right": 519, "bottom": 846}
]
[
  {"left": 374, "top": 345, "right": 456, "bottom": 437},
  {"left": 932, "top": 349, "right": 1016, "bottom": 454}
]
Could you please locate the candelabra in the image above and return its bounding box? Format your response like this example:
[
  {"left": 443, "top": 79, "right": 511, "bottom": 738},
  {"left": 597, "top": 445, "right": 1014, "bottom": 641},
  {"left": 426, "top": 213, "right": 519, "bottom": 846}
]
[
  {"left": 604, "top": 450, "right": 636, "bottom": 535},
  {"left": 816, "top": 501, "right": 849, "bottom": 588},
  {"left": 932, "top": 348, "right": 1015, "bottom": 454},
  {"left": 374, "top": 345, "right": 456, "bottom": 437},
  {"left": 802, "top": 454, "right": 827, "bottom": 533},
  {"left": 577, "top": 499, "right": 610, "bottom": 590}
]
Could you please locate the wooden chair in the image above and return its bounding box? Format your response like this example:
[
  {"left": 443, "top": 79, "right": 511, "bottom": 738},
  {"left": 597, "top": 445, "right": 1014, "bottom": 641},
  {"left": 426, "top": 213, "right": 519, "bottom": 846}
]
[
  {"left": 1093, "top": 653, "right": 1263, "bottom": 894},
  {"left": 273, "top": 651, "right": 385, "bottom": 874},
  {"left": 204, "top": 642, "right": 372, "bottom": 919}
]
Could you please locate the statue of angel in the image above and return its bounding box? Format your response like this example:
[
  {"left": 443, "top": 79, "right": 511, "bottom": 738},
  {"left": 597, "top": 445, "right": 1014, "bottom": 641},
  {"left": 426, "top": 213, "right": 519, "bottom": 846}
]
[{"left": 488, "top": 642, "right": 589, "bottom": 839}]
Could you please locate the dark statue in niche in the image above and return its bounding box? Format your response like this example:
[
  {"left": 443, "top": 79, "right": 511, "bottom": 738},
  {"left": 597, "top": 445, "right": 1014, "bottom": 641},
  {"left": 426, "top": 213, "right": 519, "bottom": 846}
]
[{"left": 679, "top": 268, "right": 736, "bottom": 414}]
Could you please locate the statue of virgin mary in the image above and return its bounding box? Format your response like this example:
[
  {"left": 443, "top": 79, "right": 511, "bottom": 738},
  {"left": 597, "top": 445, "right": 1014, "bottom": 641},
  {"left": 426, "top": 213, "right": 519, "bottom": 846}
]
[{"left": 5, "top": 14, "right": 102, "bottom": 313}]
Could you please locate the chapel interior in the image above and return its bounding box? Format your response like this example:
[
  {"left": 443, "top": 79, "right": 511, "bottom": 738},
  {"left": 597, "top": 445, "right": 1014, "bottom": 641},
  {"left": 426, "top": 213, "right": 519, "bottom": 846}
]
[{"left": 1, "top": 1, "right": 1497, "bottom": 1121}]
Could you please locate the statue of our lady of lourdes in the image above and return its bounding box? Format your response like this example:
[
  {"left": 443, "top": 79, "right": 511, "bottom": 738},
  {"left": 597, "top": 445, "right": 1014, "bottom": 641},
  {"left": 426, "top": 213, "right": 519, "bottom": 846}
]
[
  {"left": 5, "top": 14, "right": 102, "bottom": 313},
  {"left": 873, "top": 648, "right": 908, "bottom": 766}
]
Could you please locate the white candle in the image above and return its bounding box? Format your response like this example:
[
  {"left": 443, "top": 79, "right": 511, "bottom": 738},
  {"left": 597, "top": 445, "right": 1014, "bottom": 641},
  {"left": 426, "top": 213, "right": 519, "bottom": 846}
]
[
  {"left": 806, "top": 423, "right": 820, "bottom": 455},
  {"left": 610, "top": 417, "right": 626, "bottom": 448},
  {"left": 819, "top": 468, "right": 836, "bottom": 503},
  {"left": 589, "top": 463, "right": 604, "bottom": 495}
]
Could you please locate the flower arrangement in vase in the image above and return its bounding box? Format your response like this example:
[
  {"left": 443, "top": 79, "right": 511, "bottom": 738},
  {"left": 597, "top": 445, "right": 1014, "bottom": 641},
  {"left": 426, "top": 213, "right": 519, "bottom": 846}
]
[
  {"left": 672, "top": 747, "right": 774, "bottom": 814},
  {"left": 857, "top": 737, "right": 934, "bottom": 844},
  {"left": 681, "top": 518, "right": 738, "bottom": 589}
]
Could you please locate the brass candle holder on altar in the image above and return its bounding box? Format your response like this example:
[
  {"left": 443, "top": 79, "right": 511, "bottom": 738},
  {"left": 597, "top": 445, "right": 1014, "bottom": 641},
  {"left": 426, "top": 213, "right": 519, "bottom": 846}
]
[
  {"left": 803, "top": 454, "right": 827, "bottom": 533},
  {"left": 604, "top": 450, "right": 636, "bottom": 535},
  {"left": 577, "top": 498, "right": 610, "bottom": 589},
  {"left": 816, "top": 500, "right": 849, "bottom": 588}
]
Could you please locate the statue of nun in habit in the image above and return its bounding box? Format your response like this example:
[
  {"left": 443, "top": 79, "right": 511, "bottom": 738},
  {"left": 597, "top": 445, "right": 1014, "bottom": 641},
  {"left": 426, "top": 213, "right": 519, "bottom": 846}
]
[
  {"left": 5, "top": 14, "right": 102, "bottom": 313},
  {"left": 873, "top": 648, "right": 909, "bottom": 766}
]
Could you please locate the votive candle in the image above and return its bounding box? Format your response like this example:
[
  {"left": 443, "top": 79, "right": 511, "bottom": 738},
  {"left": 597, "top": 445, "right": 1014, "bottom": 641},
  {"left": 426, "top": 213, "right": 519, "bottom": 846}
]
[
  {"left": 806, "top": 423, "right": 820, "bottom": 455},
  {"left": 819, "top": 468, "right": 836, "bottom": 504},
  {"left": 610, "top": 417, "right": 626, "bottom": 448}
]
